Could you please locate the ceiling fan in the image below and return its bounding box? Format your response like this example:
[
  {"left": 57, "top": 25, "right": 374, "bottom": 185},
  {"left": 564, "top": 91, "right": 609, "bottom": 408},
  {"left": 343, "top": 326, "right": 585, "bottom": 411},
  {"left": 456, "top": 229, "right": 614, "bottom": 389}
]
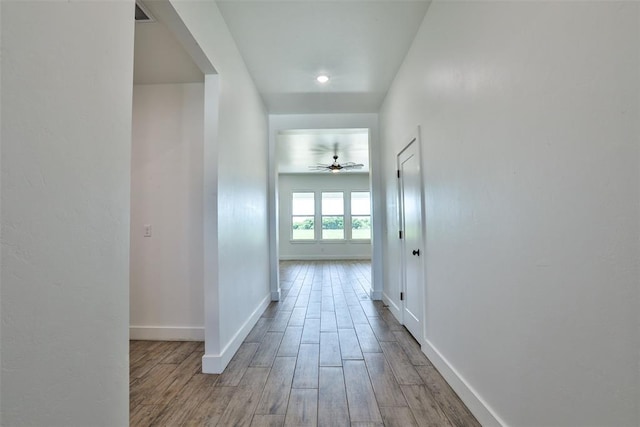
[{"left": 309, "top": 153, "right": 364, "bottom": 173}]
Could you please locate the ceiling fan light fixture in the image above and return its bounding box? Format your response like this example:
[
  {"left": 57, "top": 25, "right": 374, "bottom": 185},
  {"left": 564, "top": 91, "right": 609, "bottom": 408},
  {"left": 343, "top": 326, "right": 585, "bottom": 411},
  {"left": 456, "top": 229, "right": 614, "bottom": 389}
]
[
  {"left": 308, "top": 152, "right": 364, "bottom": 173},
  {"left": 316, "top": 74, "right": 330, "bottom": 84}
]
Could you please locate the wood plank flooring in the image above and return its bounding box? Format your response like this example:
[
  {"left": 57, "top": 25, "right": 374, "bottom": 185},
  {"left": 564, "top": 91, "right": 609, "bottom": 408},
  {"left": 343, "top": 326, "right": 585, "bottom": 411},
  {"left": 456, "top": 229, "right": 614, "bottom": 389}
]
[{"left": 130, "top": 260, "right": 480, "bottom": 427}]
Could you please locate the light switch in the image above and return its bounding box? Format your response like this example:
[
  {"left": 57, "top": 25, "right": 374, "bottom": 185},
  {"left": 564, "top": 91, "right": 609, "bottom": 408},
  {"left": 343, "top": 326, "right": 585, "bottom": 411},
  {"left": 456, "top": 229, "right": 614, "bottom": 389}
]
[{"left": 144, "top": 224, "right": 152, "bottom": 237}]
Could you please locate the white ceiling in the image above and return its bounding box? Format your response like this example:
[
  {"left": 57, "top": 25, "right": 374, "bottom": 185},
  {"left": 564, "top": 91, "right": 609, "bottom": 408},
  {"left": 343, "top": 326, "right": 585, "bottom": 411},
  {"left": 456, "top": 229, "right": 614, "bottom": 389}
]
[
  {"left": 277, "top": 129, "right": 370, "bottom": 174},
  {"left": 133, "top": 1, "right": 430, "bottom": 172},
  {"left": 216, "top": 0, "right": 431, "bottom": 113}
]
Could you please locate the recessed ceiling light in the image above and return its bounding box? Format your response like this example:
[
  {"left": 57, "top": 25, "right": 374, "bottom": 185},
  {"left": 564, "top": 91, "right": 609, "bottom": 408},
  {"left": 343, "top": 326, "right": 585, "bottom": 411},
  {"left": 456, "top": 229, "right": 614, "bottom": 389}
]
[{"left": 316, "top": 75, "right": 330, "bottom": 84}]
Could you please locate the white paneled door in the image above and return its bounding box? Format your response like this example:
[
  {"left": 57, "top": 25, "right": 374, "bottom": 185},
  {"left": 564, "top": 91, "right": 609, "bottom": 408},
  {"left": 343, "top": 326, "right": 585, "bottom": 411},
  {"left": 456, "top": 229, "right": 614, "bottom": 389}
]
[{"left": 398, "top": 135, "right": 424, "bottom": 343}]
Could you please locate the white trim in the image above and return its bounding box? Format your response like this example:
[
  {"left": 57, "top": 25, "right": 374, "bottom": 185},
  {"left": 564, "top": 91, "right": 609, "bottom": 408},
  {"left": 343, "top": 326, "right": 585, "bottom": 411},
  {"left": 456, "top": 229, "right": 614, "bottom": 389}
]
[
  {"left": 369, "top": 289, "right": 382, "bottom": 300},
  {"left": 382, "top": 291, "right": 402, "bottom": 320},
  {"left": 129, "top": 326, "right": 204, "bottom": 341},
  {"left": 422, "top": 339, "right": 506, "bottom": 427},
  {"left": 271, "top": 290, "right": 281, "bottom": 301},
  {"left": 201, "top": 294, "right": 270, "bottom": 374},
  {"left": 279, "top": 255, "right": 371, "bottom": 261}
]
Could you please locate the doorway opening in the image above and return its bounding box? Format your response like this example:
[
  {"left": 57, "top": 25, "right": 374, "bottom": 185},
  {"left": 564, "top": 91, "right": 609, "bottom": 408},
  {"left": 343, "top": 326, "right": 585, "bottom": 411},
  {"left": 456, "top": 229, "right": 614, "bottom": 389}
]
[
  {"left": 129, "top": 1, "right": 216, "bottom": 345},
  {"left": 274, "top": 128, "right": 374, "bottom": 296}
]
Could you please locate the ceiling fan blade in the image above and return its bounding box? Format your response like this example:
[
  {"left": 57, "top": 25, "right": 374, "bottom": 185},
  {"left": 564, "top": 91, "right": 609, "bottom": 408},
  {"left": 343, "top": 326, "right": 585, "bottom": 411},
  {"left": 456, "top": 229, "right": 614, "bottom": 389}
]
[{"left": 341, "top": 163, "right": 364, "bottom": 169}]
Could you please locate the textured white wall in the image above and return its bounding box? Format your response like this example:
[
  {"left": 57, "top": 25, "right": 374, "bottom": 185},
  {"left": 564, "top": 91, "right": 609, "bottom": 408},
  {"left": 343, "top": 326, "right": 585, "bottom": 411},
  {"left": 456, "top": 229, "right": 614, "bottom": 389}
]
[
  {"left": 1, "top": 1, "right": 133, "bottom": 425},
  {"left": 130, "top": 83, "right": 205, "bottom": 340},
  {"left": 278, "top": 173, "right": 372, "bottom": 260},
  {"left": 169, "top": 1, "right": 270, "bottom": 372},
  {"left": 380, "top": 2, "right": 639, "bottom": 426}
]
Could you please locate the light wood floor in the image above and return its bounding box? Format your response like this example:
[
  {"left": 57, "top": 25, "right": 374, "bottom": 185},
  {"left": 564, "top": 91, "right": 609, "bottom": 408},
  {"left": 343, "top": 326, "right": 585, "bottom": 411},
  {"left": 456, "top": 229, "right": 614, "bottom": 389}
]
[{"left": 130, "top": 260, "right": 480, "bottom": 426}]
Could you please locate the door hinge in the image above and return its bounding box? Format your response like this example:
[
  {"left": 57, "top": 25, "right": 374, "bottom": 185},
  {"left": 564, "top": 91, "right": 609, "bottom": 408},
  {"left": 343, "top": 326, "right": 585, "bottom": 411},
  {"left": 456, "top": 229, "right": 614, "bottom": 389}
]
[
  {"left": 400, "top": 292, "right": 404, "bottom": 301},
  {"left": 397, "top": 170, "right": 400, "bottom": 178},
  {"left": 399, "top": 230, "right": 403, "bottom": 239}
]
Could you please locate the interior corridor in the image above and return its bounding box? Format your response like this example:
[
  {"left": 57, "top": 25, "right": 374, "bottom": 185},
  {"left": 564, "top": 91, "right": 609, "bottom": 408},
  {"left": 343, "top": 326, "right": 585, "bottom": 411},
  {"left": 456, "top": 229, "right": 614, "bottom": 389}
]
[{"left": 130, "top": 260, "right": 480, "bottom": 426}]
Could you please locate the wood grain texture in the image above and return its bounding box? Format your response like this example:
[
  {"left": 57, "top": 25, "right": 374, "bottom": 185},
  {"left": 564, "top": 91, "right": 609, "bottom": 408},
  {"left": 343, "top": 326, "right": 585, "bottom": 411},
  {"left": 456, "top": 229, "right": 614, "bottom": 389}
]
[
  {"left": 246, "top": 317, "right": 274, "bottom": 342},
  {"left": 318, "top": 367, "right": 350, "bottom": 427},
  {"left": 306, "top": 301, "right": 322, "bottom": 319},
  {"left": 255, "top": 357, "right": 297, "bottom": 415},
  {"left": 348, "top": 305, "right": 370, "bottom": 324},
  {"left": 379, "top": 307, "right": 405, "bottom": 331},
  {"left": 393, "top": 329, "right": 431, "bottom": 366},
  {"left": 181, "top": 385, "right": 236, "bottom": 427},
  {"left": 380, "top": 341, "right": 423, "bottom": 385},
  {"left": 277, "top": 326, "right": 303, "bottom": 357},
  {"left": 269, "top": 310, "right": 293, "bottom": 332},
  {"left": 354, "top": 323, "right": 383, "bottom": 353},
  {"left": 293, "top": 343, "right": 320, "bottom": 388},
  {"left": 285, "top": 389, "right": 318, "bottom": 426},
  {"left": 301, "top": 318, "right": 321, "bottom": 344},
  {"left": 319, "top": 332, "right": 342, "bottom": 366},
  {"left": 401, "top": 385, "right": 453, "bottom": 427},
  {"left": 130, "top": 404, "right": 163, "bottom": 427},
  {"left": 343, "top": 360, "right": 382, "bottom": 423},
  {"left": 146, "top": 350, "right": 202, "bottom": 405},
  {"left": 130, "top": 261, "right": 478, "bottom": 427},
  {"left": 251, "top": 414, "right": 286, "bottom": 427},
  {"left": 338, "top": 328, "right": 363, "bottom": 360},
  {"left": 151, "top": 373, "right": 217, "bottom": 425},
  {"left": 217, "top": 368, "right": 270, "bottom": 426},
  {"left": 380, "top": 406, "right": 420, "bottom": 427},
  {"left": 363, "top": 352, "right": 408, "bottom": 407},
  {"left": 335, "top": 306, "right": 354, "bottom": 329},
  {"left": 289, "top": 307, "right": 307, "bottom": 326},
  {"left": 415, "top": 365, "right": 481, "bottom": 427},
  {"left": 368, "top": 317, "right": 397, "bottom": 342},
  {"left": 217, "top": 342, "right": 260, "bottom": 386},
  {"left": 159, "top": 340, "right": 199, "bottom": 364},
  {"left": 250, "top": 332, "right": 284, "bottom": 367},
  {"left": 320, "top": 310, "right": 338, "bottom": 332}
]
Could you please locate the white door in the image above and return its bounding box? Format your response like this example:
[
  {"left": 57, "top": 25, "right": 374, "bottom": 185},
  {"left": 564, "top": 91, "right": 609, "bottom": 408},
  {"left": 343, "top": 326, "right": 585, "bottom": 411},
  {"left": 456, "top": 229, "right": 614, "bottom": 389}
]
[{"left": 398, "top": 137, "right": 424, "bottom": 343}]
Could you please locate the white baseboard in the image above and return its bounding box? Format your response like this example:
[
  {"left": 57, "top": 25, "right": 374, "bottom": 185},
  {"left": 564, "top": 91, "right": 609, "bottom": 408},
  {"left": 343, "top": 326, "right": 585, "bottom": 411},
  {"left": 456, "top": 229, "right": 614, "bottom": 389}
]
[
  {"left": 271, "top": 290, "right": 281, "bottom": 301},
  {"left": 129, "top": 326, "right": 204, "bottom": 341},
  {"left": 279, "top": 255, "right": 371, "bottom": 261},
  {"left": 382, "top": 291, "right": 401, "bottom": 320},
  {"left": 202, "top": 294, "right": 270, "bottom": 374},
  {"left": 369, "top": 288, "right": 382, "bottom": 300},
  {"left": 422, "top": 339, "right": 505, "bottom": 427}
]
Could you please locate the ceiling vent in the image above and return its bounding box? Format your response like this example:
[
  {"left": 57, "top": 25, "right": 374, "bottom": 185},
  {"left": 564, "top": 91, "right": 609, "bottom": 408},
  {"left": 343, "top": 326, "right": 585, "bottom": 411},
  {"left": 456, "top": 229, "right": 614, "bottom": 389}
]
[{"left": 135, "top": 1, "right": 155, "bottom": 23}]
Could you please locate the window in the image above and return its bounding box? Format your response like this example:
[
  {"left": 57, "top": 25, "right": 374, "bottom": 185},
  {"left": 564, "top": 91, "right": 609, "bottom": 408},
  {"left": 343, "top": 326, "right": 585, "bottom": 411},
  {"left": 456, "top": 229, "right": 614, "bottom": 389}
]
[
  {"left": 351, "top": 191, "right": 371, "bottom": 239},
  {"left": 321, "top": 192, "right": 344, "bottom": 239},
  {"left": 292, "top": 192, "right": 315, "bottom": 240}
]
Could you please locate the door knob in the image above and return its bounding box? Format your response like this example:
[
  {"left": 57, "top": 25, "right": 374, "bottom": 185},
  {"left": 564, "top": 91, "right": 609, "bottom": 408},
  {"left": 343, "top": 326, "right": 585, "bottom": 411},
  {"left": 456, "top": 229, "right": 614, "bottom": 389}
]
[{"left": 412, "top": 249, "right": 420, "bottom": 256}]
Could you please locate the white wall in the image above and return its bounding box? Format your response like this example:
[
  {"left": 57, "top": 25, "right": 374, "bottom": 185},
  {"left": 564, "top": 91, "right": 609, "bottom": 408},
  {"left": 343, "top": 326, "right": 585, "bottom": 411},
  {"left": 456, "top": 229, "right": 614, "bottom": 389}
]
[
  {"left": 380, "top": 2, "right": 640, "bottom": 426},
  {"left": 1, "top": 1, "right": 134, "bottom": 425},
  {"left": 167, "top": 1, "right": 270, "bottom": 373},
  {"left": 130, "top": 83, "right": 204, "bottom": 341},
  {"left": 279, "top": 173, "right": 371, "bottom": 260},
  {"left": 269, "top": 114, "right": 383, "bottom": 299}
]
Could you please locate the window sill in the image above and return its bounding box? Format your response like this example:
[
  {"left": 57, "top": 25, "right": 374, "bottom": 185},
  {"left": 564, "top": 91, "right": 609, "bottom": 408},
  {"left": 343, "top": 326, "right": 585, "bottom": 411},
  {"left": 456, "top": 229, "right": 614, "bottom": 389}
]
[{"left": 289, "top": 239, "right": 371, "bottom": 244}]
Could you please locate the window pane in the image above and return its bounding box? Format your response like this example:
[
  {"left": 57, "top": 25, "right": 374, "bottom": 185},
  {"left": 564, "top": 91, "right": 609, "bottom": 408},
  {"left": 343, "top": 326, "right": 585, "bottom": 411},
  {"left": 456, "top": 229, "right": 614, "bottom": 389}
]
[
  {"left": 292, "top": 216, "right": 314, "bottom": 240},
  {"left": 322, "top": 192, "right": 344, "bottom": 215},
  {"left": 351, "top": 192, "right": 371, "bottom": 215},
  {"left": 292, "top": 192, "right": 315, "bottom": 215},
  {"left": 322, "top": 216, "right": 344, "bottom": 239},
  {"left": 352, "top": 215, "right": 371, "bottom": 239}
]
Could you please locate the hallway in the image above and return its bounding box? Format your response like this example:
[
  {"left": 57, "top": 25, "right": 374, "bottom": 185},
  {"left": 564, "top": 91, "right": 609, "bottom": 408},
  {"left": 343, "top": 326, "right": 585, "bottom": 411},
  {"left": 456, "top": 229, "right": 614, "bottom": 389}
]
[{"left": 130, "top": 261, "right": 479, "bottom": 426}]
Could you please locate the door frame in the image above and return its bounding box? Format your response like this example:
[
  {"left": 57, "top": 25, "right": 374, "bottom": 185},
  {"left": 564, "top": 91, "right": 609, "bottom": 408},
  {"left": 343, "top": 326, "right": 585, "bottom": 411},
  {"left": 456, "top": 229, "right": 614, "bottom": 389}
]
[{"left": 397, "top": 126, "right": 427, "bottom": 344}]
